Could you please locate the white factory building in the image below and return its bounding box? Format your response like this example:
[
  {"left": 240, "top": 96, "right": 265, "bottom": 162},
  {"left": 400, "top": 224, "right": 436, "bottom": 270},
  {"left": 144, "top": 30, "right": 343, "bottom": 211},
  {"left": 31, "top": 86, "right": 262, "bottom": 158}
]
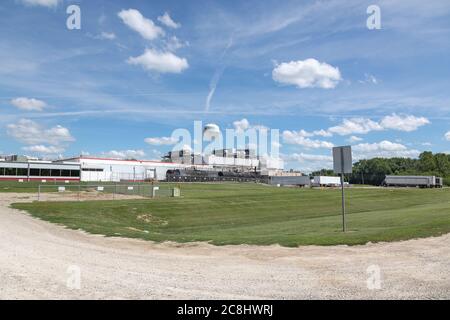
[
  {"left": 55, "top": 150, "right": 283, "bottom": 182},
  {"left": 59, "top": 156, "right": 190, "bottom": 182}
]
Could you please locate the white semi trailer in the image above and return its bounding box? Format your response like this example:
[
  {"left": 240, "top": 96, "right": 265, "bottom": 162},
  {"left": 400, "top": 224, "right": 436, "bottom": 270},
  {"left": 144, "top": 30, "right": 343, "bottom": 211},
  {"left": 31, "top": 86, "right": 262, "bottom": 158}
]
[
  {"left": 312, "top": 176, "right": 342, "bottom": 187},
  {"left": 383, "top": 175, "right": 443, "bottom": 188}
]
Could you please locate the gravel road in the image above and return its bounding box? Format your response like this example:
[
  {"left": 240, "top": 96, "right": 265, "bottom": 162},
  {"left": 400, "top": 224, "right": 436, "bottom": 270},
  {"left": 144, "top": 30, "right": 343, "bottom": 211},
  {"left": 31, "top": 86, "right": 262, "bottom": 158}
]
[{"left": 0, "top": 193, "right": 448, "bottom": 299}]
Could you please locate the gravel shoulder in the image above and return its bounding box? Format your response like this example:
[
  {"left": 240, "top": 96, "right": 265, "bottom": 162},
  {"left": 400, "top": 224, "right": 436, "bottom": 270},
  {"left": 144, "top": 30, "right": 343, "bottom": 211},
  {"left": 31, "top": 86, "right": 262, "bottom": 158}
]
[{"left": 0, "top": 193, "right": 449, "bottom": 299}]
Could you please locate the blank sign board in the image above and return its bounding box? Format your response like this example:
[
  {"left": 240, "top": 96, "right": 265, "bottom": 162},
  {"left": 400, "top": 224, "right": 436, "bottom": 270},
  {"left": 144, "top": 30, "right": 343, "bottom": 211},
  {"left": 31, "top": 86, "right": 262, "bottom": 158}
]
[{"left": 333, "top": 146, "right": 353, "bottom": 174}]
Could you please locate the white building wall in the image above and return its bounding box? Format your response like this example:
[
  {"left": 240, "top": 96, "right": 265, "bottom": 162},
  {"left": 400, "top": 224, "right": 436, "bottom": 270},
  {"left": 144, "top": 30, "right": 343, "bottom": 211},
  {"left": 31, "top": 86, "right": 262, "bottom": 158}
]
[{"left": 78, "top": 157, "right": 189, "bottom": 182}]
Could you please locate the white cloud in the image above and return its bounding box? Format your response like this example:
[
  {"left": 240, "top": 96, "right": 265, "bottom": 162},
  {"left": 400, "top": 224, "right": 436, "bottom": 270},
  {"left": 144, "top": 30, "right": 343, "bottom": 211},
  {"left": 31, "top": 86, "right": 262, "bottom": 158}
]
[
  {"left": 328, "top": 118, "right": 383, "bottom": 136},
  {"left": 233, "top": 118, "right": 250, "bottom": 133},
  {"left": 312, "top": 129, "right": 332, "bottom": 137},
  {"left": 282, "top": 130, "right": 334, "bottom": 149},
  {"left": 328, "top": 114, "right": 430, "bottom": 136},
  {"left": 127, "top": 49, "right": 188, "bottom": 73},
  {"left": 118, "top": 9, "right": 164, "bottom": 40},
  {"left": 380, "top": 114, "right": 430, "bottom": 132},
  {"left": 99, "top": 32, "right": 116, "bottom": 40},
  {"left": 283, "top": 152, "right": 333, "bottom": 172},
  {"left": 232, "top": 118, "right": 269, "bottom": 134},
  {"left": 11, "top": 97, "right": 46, "bottom": 111},
  {"left": 101, "top": 149, "right": 145, "bottom": 159},
  {"left": 353, "top": 140, "right": 420, "bottom": 159},
  {"left": 157, "top": 12, "right": 180, "bottom": 29},
  {"left": 19, "top": 0, "right": 59, "bottom": 7},
  {"left": 144, "top": 136, "right": 178, "bottom": 145},
  {"left": 165, "top": 36, "right": 186, "bottom": 52},
  {"left": 6, "top": 119, "right": 74, "bottom": 146},
  {"left": 22, "top": 145, "right": 65, "bottom": 154},
  {"left": 272, "top": 58, "right": 342, "bottom": 89},
  {"left": 445, "top": 131, "right": 450, "bottom": 141},
  {"left": 348, "top": 136, "right": 363, "bottom": 143},
  {"left": 359, "top": 73, "right": 378, "bottom": 84}
]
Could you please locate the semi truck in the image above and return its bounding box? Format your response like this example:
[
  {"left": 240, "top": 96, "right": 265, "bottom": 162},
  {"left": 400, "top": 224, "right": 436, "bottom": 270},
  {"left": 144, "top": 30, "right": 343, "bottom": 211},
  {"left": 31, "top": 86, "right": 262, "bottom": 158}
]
[{"left": 383, "top": 175, "right": 443, "bottom": 188}]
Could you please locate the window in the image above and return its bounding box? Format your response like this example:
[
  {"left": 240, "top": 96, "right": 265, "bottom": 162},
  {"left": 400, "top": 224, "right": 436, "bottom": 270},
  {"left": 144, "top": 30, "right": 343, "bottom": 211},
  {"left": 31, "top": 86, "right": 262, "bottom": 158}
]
[
  {"left": 30, "top": 169, "right": 40, "bottom": 176},
  {"left": 17, "top": 168, "right": 28, "bottom": 176},
  {"left": 5, "top": 168, "right": 16, "bottom": 176},
  {"left": 82, "top": 168, "right": 103, "bottom": 172},
  {"left": 70, "top": 170, "right": 80, "bottom": 177},
  {"left": 51, "top": 169, "right": 61, "bottom": 177},
  {"left": 0, "top": 168, "right": 4, "bottom": 176},
  {"left": 40, "top": 169, "right": 50, "bottom": 177},
  {"left": 61, "top": 170, "right": 71, "bottom": 177}
]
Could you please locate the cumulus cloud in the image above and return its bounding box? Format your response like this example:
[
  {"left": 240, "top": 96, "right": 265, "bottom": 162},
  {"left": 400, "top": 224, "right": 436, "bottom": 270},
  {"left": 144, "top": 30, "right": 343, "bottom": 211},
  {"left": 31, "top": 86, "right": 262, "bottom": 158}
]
[
  {"left": 328, "top": 118, "right": 383, "bottom": 136},
  {"left": 100, "top": 149, "right": 146, "bottom": 159},
  {"left": 11, "top": 97, "right": 46, "bottom": 111},
  {"left": 380, "top": 114, "right": 430, "bottom": 132},
  {"left": 144, "top": 136, "right": 178, "bottom": 145},
  {"left": 312, "top": 129, "right": 332, "bottom": 137},
  {"left": 22, "top": 145, "right": 65, "bottom": 154},
  {"left": 233, "top": 118, "right": 250, "bottom": 133},
  {"left": 6, "top": 119, "right": 74, "bottom": 146},
  {"left": 157, "top": 12, "right": 180, "bottom": 29},
  {"left": 283, "top": 152, "right": 333, "bottom": 172},
  {"left": 348, "top": 136, "right": 363, "bottom": 143},
  {"left": 127, "top": 49, "right": 188, "bottom": 73},
  {"left": 282, "top": 130, "right": 334, "bottom": 149},
  {"left": 19, "top": 0, "right": 59, "bottom": 7},
  {"left": 445, "top": 131, "right": 450, "bottom": 141},
  {"left": 232, "top": 118, "right": 269, "bottom": 134},
  {"left": 272, "top": 58, "right": 342, "bottom": 89},
  {"left": 118, "top": 9, "right": 164, "bottom": 40},
  {"left": 353, "top": 140, "right": 420, "bottom": 159},
  {"left": 328, "top": 114, "right": 430, "bottom": 136}
]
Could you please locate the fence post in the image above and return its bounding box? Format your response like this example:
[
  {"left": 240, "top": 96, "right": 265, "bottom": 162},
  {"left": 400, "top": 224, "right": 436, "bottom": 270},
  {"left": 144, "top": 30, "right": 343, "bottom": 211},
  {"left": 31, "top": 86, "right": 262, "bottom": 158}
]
[
  {"left": 78, "top": 184, "right": 81, "bottom": 201},
  {"left": 38, "top": 185, "right": 40, "bottom": 201}
]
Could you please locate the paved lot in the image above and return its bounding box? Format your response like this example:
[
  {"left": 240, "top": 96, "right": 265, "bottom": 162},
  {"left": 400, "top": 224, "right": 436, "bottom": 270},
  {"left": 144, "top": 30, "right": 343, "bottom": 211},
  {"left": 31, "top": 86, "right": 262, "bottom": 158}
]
[{"left": 0, "top": 193, "right": 448, "bottom": 299}]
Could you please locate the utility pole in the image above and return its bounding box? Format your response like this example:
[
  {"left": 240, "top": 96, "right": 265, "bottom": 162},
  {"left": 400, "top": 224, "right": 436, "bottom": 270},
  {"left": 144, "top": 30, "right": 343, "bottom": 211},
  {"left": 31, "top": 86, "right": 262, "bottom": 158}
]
[{"left": 340, "top": 150, "right": 346, "bottom": 232}]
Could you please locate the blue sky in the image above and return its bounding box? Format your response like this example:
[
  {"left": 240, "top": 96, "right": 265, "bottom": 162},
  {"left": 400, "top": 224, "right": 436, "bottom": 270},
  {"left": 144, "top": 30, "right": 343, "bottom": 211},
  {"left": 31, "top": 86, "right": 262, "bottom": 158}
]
[{"left": 1, "top": 0, "right": 449, "bottom": 171}]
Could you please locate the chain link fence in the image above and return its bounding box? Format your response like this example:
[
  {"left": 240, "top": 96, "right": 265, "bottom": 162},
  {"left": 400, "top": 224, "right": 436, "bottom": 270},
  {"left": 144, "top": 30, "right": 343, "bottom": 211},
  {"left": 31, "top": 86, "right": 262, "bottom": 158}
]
[{"left": 37, "top": 184, "right": 180, "bottom": 202}]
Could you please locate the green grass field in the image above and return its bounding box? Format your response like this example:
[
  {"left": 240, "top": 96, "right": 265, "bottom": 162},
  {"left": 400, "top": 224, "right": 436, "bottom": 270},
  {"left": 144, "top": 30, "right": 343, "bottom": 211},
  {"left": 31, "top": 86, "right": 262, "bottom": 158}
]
[
  {"left": 0, "top": 180, "right": 146, "bottom": 193},
  {"left": 10, "top": 183, "right": 450, "bottom": 246}
]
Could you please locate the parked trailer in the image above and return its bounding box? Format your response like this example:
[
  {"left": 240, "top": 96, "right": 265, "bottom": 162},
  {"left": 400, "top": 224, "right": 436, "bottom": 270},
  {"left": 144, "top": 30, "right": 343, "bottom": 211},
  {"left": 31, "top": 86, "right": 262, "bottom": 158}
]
[
  {"left": 312, "top": 176, "right": 341, "bottom": 187},
  {"left": 268, "top": 176, "right": 311, "bottom": 187},
  {"left": 383, "top": 175, "right": 443, "bottom": 188}
]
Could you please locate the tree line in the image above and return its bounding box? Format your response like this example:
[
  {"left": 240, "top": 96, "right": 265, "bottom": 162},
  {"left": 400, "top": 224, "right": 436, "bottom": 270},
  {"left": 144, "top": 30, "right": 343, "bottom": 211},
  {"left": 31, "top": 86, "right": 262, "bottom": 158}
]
[{"left": 311, "top": 152, "right": 450, "bottom": 186}]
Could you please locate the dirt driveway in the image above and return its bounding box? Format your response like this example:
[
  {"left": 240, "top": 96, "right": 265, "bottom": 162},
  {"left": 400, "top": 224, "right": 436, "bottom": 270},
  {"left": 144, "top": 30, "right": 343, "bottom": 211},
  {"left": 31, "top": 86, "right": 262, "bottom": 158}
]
[{"left": 0, "top": 193, "right": 448, "bottom": 299}]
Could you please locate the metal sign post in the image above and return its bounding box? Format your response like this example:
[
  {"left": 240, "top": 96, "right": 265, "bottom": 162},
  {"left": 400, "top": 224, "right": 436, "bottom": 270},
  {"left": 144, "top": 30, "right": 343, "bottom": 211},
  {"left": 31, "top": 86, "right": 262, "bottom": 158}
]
[{"left": 333, "top": 146, "right": 352, "bottom": 232}]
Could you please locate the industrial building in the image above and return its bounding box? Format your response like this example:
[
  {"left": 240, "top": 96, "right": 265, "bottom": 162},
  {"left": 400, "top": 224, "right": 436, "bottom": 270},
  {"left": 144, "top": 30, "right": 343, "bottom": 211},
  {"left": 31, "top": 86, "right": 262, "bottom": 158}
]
[
  {"left": 0, "top": 149, "right": 299, "bottom": 184},
  {"left": 0, "top": 159, "right": 80, "bottom": 182}
]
